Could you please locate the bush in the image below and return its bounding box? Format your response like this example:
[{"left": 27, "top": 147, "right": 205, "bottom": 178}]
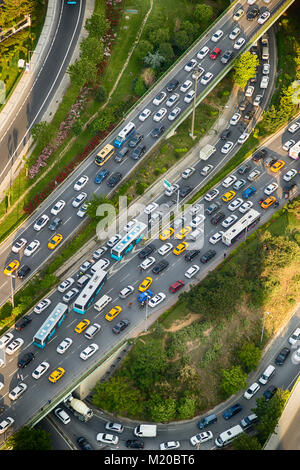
[
  {"left": 95, "top": 85, "right": 107, "bottom": 103},
  {"left": 135, "top": 182, "right": 148, "bottom": 195}
]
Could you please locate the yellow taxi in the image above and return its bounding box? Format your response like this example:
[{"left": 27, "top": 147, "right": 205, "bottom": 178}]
[
  {"left": 48, "top": 233, "right": 63, "bottom": 250},
  {"left": 173, "top": 242, "right": 189, "bottom": 255},
  {"left": 159, "top": 227, "right": 174, "bottom": 241},
  {"left": 138, "top": 277, "right": 153, "bottom": 292},
  {"left": 175, "top": 226, "right": 192, "bottom": 240},
  {"left": 3, "top": 259, "right": 20, "bottom": 276},
  {"left": 221, "top": 190, "right": 236, "bottom": 202},
  {"left": 260, "top": 196, "right": 276, "bottom": 209},
  {"left": 105, "top": 305, "right": 122, "bottom": 321},
  {"left": 74, "top": 319, "right": 90, "bottom": 333},
  {"left": 270, "top": 160, "right": 285, "bottom": 173},
  {"left": 48, "top": 367, "right": 65, "bottom": 383}
]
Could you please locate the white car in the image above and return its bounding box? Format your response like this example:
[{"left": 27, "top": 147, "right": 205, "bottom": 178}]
[
  {"left": 204, "top": 189, "right": 219, "bottom": 202},
  {"left": 152, "top": 91, "right": 167, "bottom": 106},
  {"left": 230, "top": 113, "right": 241, "bottom": 125},
  {"left": 79, "top": 260, "right": 94, "bottom": 272},
  {"left": 292, "top": 347, "right": 300, "bottom": 364},
  {"left": 190, "top": 431, "right": 213, "bottom": 446},
  {"left": 244, "top": 382, "right": 260, "bottom": 400},
  {"left": 9, "top": 383, "right": 27, "bottom": 401},
  {"left": 197, "top": 46, "right": 209, "bottom": 60},
  {"left": 160, "top": 441, "right": 180, "bottom": 451},
  {"left": 222, "top": 175, "right": 237, "bottom": 188},
  {"left": 33, "top": 214, "right": 49, "bottom": 231},
  {"left": 158, "top": 243, "right": 173, "bottom": 256},
  {"left": 58, "top": 277, "right": 74, "bottom": 293},
  {"left": 229, "top": 27, "right": 240, "bottom": 41},
  {"left": 288, "top": 327, "right": 300, "bottom": 346},
  {"left": 233, "top": 7, "right": 244, "bottom": 21},
  {"left": 56, "top": 337, "right": 73, "bottom": 354},
  {"left": 247, "top": 0, "right": 257, "bottom": 4},
  {"left": 184, "top": 90, "right": 195, "bottom": 104},
  {"left": 184, "top": 265, "right": 200, "bottom": 279},
  {"left": 245, "top": 86, "right": 255, "bottom": 97},
  {"left": 166, "top": 93, "right": 179, "bottom": 107},
  {"left": 149, "top": 292, "right": 166, "bottom": 308},
  {"left": 180, "top": 80, "right": 193, "bottom": 93},
  {"left": 288, "top": 122, "right": 300, "bottom": 134},
  {"left": 239, "top": 201, "right": 253, "bottom": 214},
  {"left": 0, "top": 332, "right": 14, "bottom": 349},
  {"left": 283, "top": 169, "right": 297, "bottom": 182},
  {"left": 107, "top": 234, "right": 121, "bottom": 247},
  {"left": 96, "top": 433, "right": 119, "bottom": 445},
  {"left": 209, "top": 232, "right": 223, "bottom": 244},
  {"left": 247, "top": 169, "right": 261, "bottom": 181},
  {"left": 262, "top": 63, "right": 270, "bottom": 75},
  {"left": 72, "top": 192, "right": 87, "bottom": 208},
  {"left": 74, "top": 175, "right": 89, "bottom": 191},
  {"left": 233, "top": 37, "right": 245, "bottom": 50},
  {"left": 24, "top": 239, "right": 40, "bottom": 256},
  {"left": 34, "top": 298, "right": 51, "bottom": 314},
  {"left": 105, "top": 422, "right": 124, "bottom": 433},
  {"left": 123, "top": 219, "right": 137, "bottom": 232},
  {"left": 119, "top": 285, "right": 134, "bottom": 299},
  {"left": 0, "top": 417, "right": 15, "bottom": 435},
  {"left": 51, "top": 200, "right": 66, "bottom": 216},
  {"left": 228, "top": 198, "right": 243, "bottom": 211},
  {"left": 144, "top": 202, "right": 158, "bottom": 215},
  {"left": 211, "top": 29, "right": 223, "bottom": 43},
  {"left": 6, "top": 338, "right": 24, "bottom": 355},
  {"left": 222, "top": 214, "right": 238, "bottom": 228},
  {"left": 182, "top": 167, "right": 195, "bottom": 179},
  {"left": 80, "top": 343, "right": 99, "bottom": 360},
  {"left": 188, "top": 203, "right": 201, "bottom": 216},
  {"left": 11, "top": 238, "right": 27, "bottom": 254},
  {"left": 139, "top": 108, "right": 151, "bottom": 122},
  {"left": 92, "top": 247, "right": 108, "bottom": 259},
  {"left": 140, "top": 256, "right": 156, "bottom": 270},
  {"left": 253, "top": 94, "right": 263, "bottom": 106},
  {"left": 93, "top": 258, "right": 109, "bottom": 270},
  {"left": 191, "top": 215, "right": 205, "bottom": 228},
  {"left": 200, "top": 164, "right": 214, "bottom": 176},
  {"left": 258, "top": 10, "right": 270, "bottom": 24},
  {"left": 282, "top": 139, "right": 295, "bottom": 150},
  {"left": 173, "top": 215, "right": 187, "bottom": 229},
  {"left": 260, "top": 76, "right": 269, "bottom": 89},
  {"left": 184, "top": 59, "right": 197, "bottom": 72},
  {"left": 238, "top": 132, "right": 250, "bottom": 145},
  {"left": 221, "top": 141, "right": 234, "bottom": 154},
  {"left": 200, "top": 72, "right": 213, "bottom": 86},
  {"left": 264, "top": 182, "right": 278, "bottom": 195},
  {"left": 192, "top": 66, "right": 204, "bottom": 80},
  {"left": 32, "top": 361, "right": 50, "bottom": 379},
  {"left": 153, "top": 108, "right": 167, "bottom": 122},
  {"left": 63, "top": 288, "right": 79, "bottom": 303},
  {"left": 54, "top": 408, "right": 71, "bottom": 425},
  {"left": 165, "top": 183, "right": 179, "bottom": 197},
  {"left": 168, "top": 107, "right": 181, "bottom": 121},
  {"left": 77, "top": 203, "right": 88, "bottom": 218}
]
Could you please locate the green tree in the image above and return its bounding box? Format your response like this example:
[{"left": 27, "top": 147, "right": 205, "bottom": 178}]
[
  {"left": 68, "top": 57, "right": 98, "bottom": 86},
  {"left": 173, "top": 30, "right": 191, "bottom": 52},
  {"left": 31, "top": 121, "right": 50, "bottom": 145},
  {"left": 238, "top": 343, "right": 262, "bottom": 373},
  {"left": 72, "top": 119, "right": 83, "bottom": 136},
  {"left": 86, "top": 193, "right": 107, "bottom": 219},
  {"left": 80, "top": 36, "right": 104, "bottom": 63},
  {"left": 221, "top": 366, "right": 248, "bottom": 397},
  {"left": 150, "top": 395, "right": 177, "bottom": 422},
  {"left": 95, "top": 85, "right": 107, "bottom": 103},
  {"left": 233, "top": 51, "right": 259, "bottom": 88},
  {"left": 7, "top": 426, "right": 52, "bottom": 450},
  {"left": 193, "top": 4, "right": 214, "bottom": 24},
  {"left": 159, "top": 42, "right": 175, "bottom": 66},
  {"left": 85, "top": 13, "right": 109, "bottom": 39},
  {"left": 149, "top": 27, "right": 170, "bottom": 46},
  {"left": 233, "top": 434, "right": 262, "bottom": 450},
  {"left": 133, "top": 76, "right": 147, "bottom": 96},
  {"left": 90, "top": 108, "right": 114, "bottom": 134},
  {"left": 177, "top": 395, "right": 197, "bottom": 419},
  {"left": 135, "top": 39, "right": 154, "bottom": 61},
  {"left": 144, "top": 51, "right": 165, "bottom": 70}
]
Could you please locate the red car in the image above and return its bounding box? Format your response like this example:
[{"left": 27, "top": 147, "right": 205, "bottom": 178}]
[
  {"left": 169, "top": 280, "right": 185, "bottom": 293},
  {"left": 210, "top": 48, "right": 222, "bottom": 60}
]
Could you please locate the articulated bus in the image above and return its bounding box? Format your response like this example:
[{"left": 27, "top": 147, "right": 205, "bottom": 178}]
[
  {"left": 94, "top": 144, "right": 114, "bottom": 166},
  {"left": 111, "top": 222, "right": 147, "bottom": 260},
  {"left": 289, "top": 141, "right": 300, "bottom": 160},
  {"left": 73, "top": 268, "right": 107, "bottom": 314},
  {"left": 113, "top": 122, "right": 135, "bottom": 148},
  {"left": 33, "top": 303, "right": 69, "bottom": 349},
  {"left": 222, "top": 209, "right": 261, "bottom": 246}
]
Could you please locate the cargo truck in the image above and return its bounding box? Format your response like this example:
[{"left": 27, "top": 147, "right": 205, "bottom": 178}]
[{"left": 199, "top": 144, "right": 216, "bottom": 161}]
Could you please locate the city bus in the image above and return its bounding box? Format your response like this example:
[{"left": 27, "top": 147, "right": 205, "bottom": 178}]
[
  {"left": 113, "top": 122, "right": 135, "bottom": 148},
  {"left": 66, "top": 1, "right": 78, "bottom": 4},
  {"left": 33, "top": 303, "right": 69, "bottom": 349},
  {"left": 73, "top": 268, "right": 107, "bottom": 314},
  {"left": 289, "top": 141, "right": 300, "bottom": 160},
  {"left": 222, "top": 209, "right": 261, "bottom": 246},
  {"left": 111, "top": 221, "right": 147, "bottom": 260},
  {"left": 94, "top": 143, "right": 114, "bottom": 166},
  {"left": 215, "top": 425, "right": 244, "bottom": 447}
]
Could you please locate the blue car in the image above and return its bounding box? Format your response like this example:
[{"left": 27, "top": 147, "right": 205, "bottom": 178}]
[
  {"left": 137, "top": 290, "right": 153, "bottom": 303},
  {"left": 94, "top": 169, "right": 109, "bottom": 184},
  {"left": 242, "top": 186, "right": 256, "bottom": 199},
  {"left": 223, "top": 403, "right": 243, "bottom": 420}
]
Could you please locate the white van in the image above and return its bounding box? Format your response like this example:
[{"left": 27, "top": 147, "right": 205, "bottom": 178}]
[
  {"left": 90, "top": 258, "right": 110, "bottom": 274},
  {"left": 258, "top": 365, "right": 275, "bottom": 385},
  {"left": 215, "top": 425, "right": 243, "bottom": 447},
  {"left": 84, "top": 323, "right": 101, "bottom": 339},
  {"left": 134, "top": 424, "right": 157, "bottom": 438},
  {"left": 77, "top": 274, "right": 91, "bottom": 289},
  {"left": 94, "top": 294, "right": 112, "bottom": 312},
  {"left": 262, "top": 46, "right": 269, "bottom": 60},
  {"left": 190, "top": 229, "right": 203, "bottom": 241}
]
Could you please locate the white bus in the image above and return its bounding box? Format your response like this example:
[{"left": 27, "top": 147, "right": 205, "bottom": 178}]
[
  {"left": 289, "top": 141, "right": 300, "bottom": 160},
  {"left": 222, "top": 209, "right": 260, "bottom": 246},
  {"left": 73, "top": 268, "right": 107, "bottom": 314},
  {"left": 114, "top": 121, "right": 135, "bottom": 148},
  {"left": 33, "top": 303, "right": 69, "bottom": 349},
  {"left": 111, "top": 221, "right": 147, "bottom": 261},
  {"left": 215, "top": 424, "right": 244, "bottom": 447}
]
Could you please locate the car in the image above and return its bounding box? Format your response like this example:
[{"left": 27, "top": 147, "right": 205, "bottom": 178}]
[
  {"left": 75, "top": 319, "right": 90, "bottom": 334},
  {"left": 223, "top": 403, "right": 243, "bottom": 419},
  {"left": 74, "top": 175, "right": 89, "bottom": 191},
  {"left": 244, "top": 382, "right": 260, "bottom": 399},
  {"left": 192, "top": 65, "right": 204, "bottom": 80},
  {"left": 159, "top": 227, "right": 174, "bottom": 241},
  {"left": 191, "top": 215, "right": 205, "bottom": 229},
  {"left": 262, "top": 63, "right": 270, "bottom": 75},
  {"left": 50, "top": 200, "right": 66, "bottom": 216},
  {"left": 152, "top": 260, "right": 169, "bottom": 275},
  {"left": 211, "top": 29, "right": 223, "bottom": 42},
  {"left": 94, "top": 169, "right": 109, "bottom": 184},
  {"left": 250, "top": 44, "right": 258, "bottom": 55},
  {"left": 105, "top": 422, "right": 124, "bottom": 433},
  {"left": 200, "top": 164, "right": 214, "bottom": 176},
  {"left": 131, "top": 144, "right": 146, "bottom": 160},
  {"left": 166, "top": 79, "right": 179, "bottom": 92},
  {"left": 209, "top": 231, "right": 224, "bottom": 244},
  {"left": 160, "top": 441, "right": 180, "bottom": 451},
  {"left": 247, "top": 169, "right": 261, "bottom": 182},
  {"left": 24, "top": 239, "right": 40, "bottom": 257},
  {"left": 17, "top": 265, "right": 31, "bottom": 279},
  {"left": 233, "top": 7, "right": 244, "bottom": 21},
  {"left": 260, "top": 75, "right": 269, "bottom": 89},
  {"left": 200, "top": 72, "right": 213, "bottom": 85},
  {"left": 233, "top": 179, "right": 246, "bottom": 190},
  {"left": 263, "top": 385, "right": 278, "bottom": 401},
  {"left": 180, "top": 185, "right": 193, "bottom": 198},
  {"left": 173, "top": 216, "right": 187, "bottom": 229},
  {"left": 72, "top": 192, "right": 87, "bottom": 207},
  {"left": 222, "top": 175, "right": 237, "bottom": 188},
  {"left": 184, "top": 59, "right": 197, "bottom": 72},
  {"left": 80, "top": 343, "right": 99, "bottom": 360},
  {"left": 58, "top": 277, "right": 74, "bottom": 293},
  {"left": 229, "top": 27, "right": 240, "bottom": 41},
  {"left": 153, "top": 91, "right": 167, "bottom": 106},
  {"left": 107, "top": 234, "right": 121, "bottom": 247},
  {"left": 139, "top": 108, "right": 151, "bottom": 122},
  {"left": 92, "top": 247, "right": 108, "bottom": 260},
  {"left": 189, "top": 203, "right": 201, "bottom": 215},
  {"left": 221, "top": 49, "right": 234, "bottom": 65},
  {"left": 114, "top": 147, "right": 129, "bottom": 163},
  {"left": 211, "top": 211, "right": 226, "bottom": 225},
  {"left": 0, "top": 417, "right": 15, "bottom": 435},
  {"left": 149, "top": 292, "right": 166, "bottom": 308},
  {"left": 48, "top": 233, "right": 63, "bottom": 250},
  {"left": 144, "top": 202, "right": 158, "bottom": 215},
  {"left": 210, "top": 47, "right": 221, "bottom": 60},
  {"left": 230, "top": 113, "right": 241, "bottom": 126},
  {"left": 6, "top": 338, "right": 24, "bottom": 355},
  {"left": 222, "top": 214, "right": 238, "bottom": 228},
  {"left": 3, "top": 259, "right": 20, "bottom": 276},
  {"left": 169, "top": 280, "right": 185, "bottom": 293},
  {"left": 153, "top": 107, "right": 167, "bottom": 122},
  {"left": 246, "top": 5, "right": 260, "bottom": 20},
  {"left": 190, "top": 431, "right": 213, "bottom": 446},
  {"left": 107, "top": 172, "right": 122, "bottom": 187},
  {"left": 77, "top": 436, "right": 93, "bottom": 450},
  {"left": 288, "top": 121, "right": 300, "bottom": 133},
  {"left": 97, "top": 433, "right": 119, "bottom": 445},
  {"left": 158, "top": 243, "right": 173, "bottom": 256},
  {"left": 288, "top": 327, "right": 300, "bottom": 345},
  {"left": 63, "top": 287, "right": 79, "bottom": 303},
  {"left": 138, "top": 243, "right": 156, "bottom": 259},
  {"left": 32, "top": 361, "right": 50, "bottom": 379},
  {"left": 228, "top": 198, "right": 243, "bottom": 211},
  {"left": 34, "top": 298, "right": 51, "bottom": 314},
  {"left": 245, "top": 85, "right": 255, "bottom": 97},
  {"left": 175, "top": 226, "right": 192, "bottom": 240},
  {"left": 242, "top": 186, "right": 256, "bottom": 199},
  {"left": 264, "top": 182, "right": 278, "bottom": 195},
  {"left": 222, "top": 190, "right": 236, "bottom": 203},
  {"left": 253, "top": 94, "right": 263, "bottom": 107},
  {"left": 48, "top": 367, "right": 65, "bottom": 383},
  {"left": 197, "top": 46, "right": 209, "bottom": 60},
  {"left": 11, "top": 238, "right": 27, "bottom": 254},
  {"left": 168, "top": 106, "right": 181, "bottom": 121},
  {"left": 238, "top": 132, "right": 250, "bottom": 145},
  {"left": 9, "top": 383, "right": 27, "bottom": 401},
  {"left": 138, "top": 277, "right": 152, "bottom": 292},
  {"left": 234, "top": 37, "right": 246, "bottom": 50},
  {"left": 184, "top": 90, "right": 195, "bottom": 104},
  {"left": 221, "top": 141, "right": 234, "bottom": 154},
  {"left": 18, "top": 352, "right": 35, "bottom": 368},
  {"left": 49, "top": 217, "right": 62, "bottom": 231},
  {"left": 240, "top": 414, "right": 259, "bottom": 430},
  {"left": 204, "top": 189, "right": 219, "bottom": 202},
  {"left": 270, "top": 160, "right": 285, "bottom": 173},
  {"left": 292, "top": 347, "right": 300, "bottom": 364},
  {"left": 238, "top": 164, "right": 251, "bottom": 175},
  {"left": 125, "top": 439, "right": 144, "bottom": 449},
  {"left": 165, "top": 183, "right": 179, "bottom": 197},
  {"left": 173, "top": 242, "right": 188, "bottom": 255},
  {"left": 57, "top": 337, "right": 73, "bottom": 354},
  {"left": 258, "top": 10, "right": 270, "bottom": 24},
  {"left": 112, "top": 319, "right": 130, "bottom": 334},
  {"left": 282, "top": 139, "right": 295, "bottom": 151},
  {"left": 239, "top": 201, "right": 253, "bottom": 213},
  {"left": 275, "top": 347, "right": 290, "bottom": 365},
  {"left": 77, "top": 203, "right": 88, "bottom": 218},
  {"left": 140, "top": 256, "right": 156, "bottom": 270},
  {"left": 15, "top": 315, "right": 31, "bottom": 331},
  {"left": 220, "top": 129, "right": 231, "bottom": 140},
  {"left": 119, "top": 285, "right": 134, "bottom": 299},
  {"left": 54, "top": 408, "right": 71, "bottom": 425},
  {"left": 200, "top": 250, "right": 216, "bottom": 263},
  {"left": 184, "top": 264, "right": 200, "bottom": 279},
  {"left": 0, "top": 332, "right": 14, "bottom": 349},
  {"left": 252, "top": 149, "right": 267, "bottom": 162},
  {"left": 33, "top": 214, "right": 49, "bottom": 231},
  {"left": 182, "top": 167, "right": 195, "bottom": 179},
  {"left": 180, "top": 80, "right": 193, "bottom": 93},
  {"left": 151, "top": 126, "right": 165, "bottom": 138},
  {"left": 205, "top": 202, "right": 220, "bottom": 215},
  {"left": 129, "top": 133, "right": 143, "bottom": 148}
]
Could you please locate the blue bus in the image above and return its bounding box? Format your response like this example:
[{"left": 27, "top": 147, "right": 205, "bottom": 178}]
[
  {"left": 33, "top": 303, "right": 69, "bottom": 349},
  {"left": 114, "top": 121, "right": 135, "bottom": 148},
  {"left": 111, "top": 221, "right": 147, "bottom": 260},
  {"left": 66, "top": 1, "right": 78, "bottom": 4},
  {"left": 73, "top": 268, "right": 107, "bottom": 314}
]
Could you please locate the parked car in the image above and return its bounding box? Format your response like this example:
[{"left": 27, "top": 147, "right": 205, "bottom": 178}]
[
  {"left": 223, "top": 403, "right": 243, "bottom": 419},
  {"left": 274, "top": 347, "right": 290, "bottom": 365}
]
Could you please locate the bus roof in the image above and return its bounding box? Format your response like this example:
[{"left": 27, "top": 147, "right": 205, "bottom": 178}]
[
  {"left": 222, "top": 209, "right": 260, "bottom": 244},
  {"left": 74, "top": 268, "right": 107, "bottom": 310},
  {"left": 111, "top": 222, "right": 147, "bottom": 256},
  {"left": 33, "top": 303, "right": 68, "bottom": 342}
]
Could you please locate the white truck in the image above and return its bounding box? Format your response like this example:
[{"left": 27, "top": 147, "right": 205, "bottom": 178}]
[
  {"left": 63, "top": 394, "right": 93, "bottom": 422},
  {"left": 134, "top": 424, "right": 157, "bottom": 438},
  {"left": 199, "top": 144, "right": 216, "bottom": 161}
]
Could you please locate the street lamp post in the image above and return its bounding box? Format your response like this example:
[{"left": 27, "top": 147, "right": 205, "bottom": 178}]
[
  {"left": 144, "top": 300, "right": 148, "bottom": 332},
  {"left": 260, "top": 311, "right": 270, "bottom": 343},
  {"left": 10, "top": 275, "right": 15, "bottom": 309},
  {"left": 189, "top": 71, "right": 201, "bottom": 139}
]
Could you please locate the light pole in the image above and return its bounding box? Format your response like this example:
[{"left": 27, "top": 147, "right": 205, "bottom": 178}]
[
  {"left": 189, "top": 70, "right": 201, "bottom": 139},
  {"left": 10, "top": 275, "right": 15, "bottom": 309},
  {"left": 144, "top": 300, "right": 148, "bottom": 332},
  {"left": 260, "top": 311, "right": 270, "bottom": 343}
]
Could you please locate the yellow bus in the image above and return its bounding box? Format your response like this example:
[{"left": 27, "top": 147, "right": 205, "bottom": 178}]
[{"left": 94, "top": 144, "right": 114, "bottom": 166}]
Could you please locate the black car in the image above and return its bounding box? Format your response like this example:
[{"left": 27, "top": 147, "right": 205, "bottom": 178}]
[
  {"left": 49, "top": 217, "right": 62, "bottom": 231},
  {"left": 243, "top": 104, "right": 255, "bottom": 121},
  {"left": 126, "top": 439, "right": 145, "bottom": 449},
  {"left": 112, "top": 319, "right": 130, "bottom": 335},
  {"left": 238, "top": 98, "right": 249, "bottom": 111},
  {"left": 151, "top": 126, "right": 165, "bottom": 138},
  {"left": 152, "top": 260, "right": 169, "bottom": 274},
  {"left": 263, "top": 385, "right": 278, "bottom": 401},
  {"left": 238, "top": 163, "right": 251, "bottom": 174},
  {"left": 131, "top": 145, "right": 146, "bottom": 160},
  {"left": 18, "top": 352, "right": 35, "bottom": 368},
  {"left": 250, "top": 45, "right": 258, "bottom": 55},
  {"left": 210, "top": 211, "right": 225, "bottom": 225},
  {"left": 223, "top": 403, "right": 243, "bottom": 420},
  {"left": 179, "top": 185, "right": 193, "bottom": 198},
  {"left": 200, "top": 250, "right": 216, "bottom": 263},
  {"left": 15, "top": 315, "right": 32, "bottom": 331},
  {"left": 185, "top": 249, "right": 201, "bottom": 261},
  {"left": 246, "top": 5, "right": 259, "bottom": 20},
  {"left": 205, "top": 202, "right": 220, "bottom": 215},
  {"left": 275, "top": 347, "right": 290, "bottom": 365},
  {"left": 252, "top": 149, "right": 267, "bottom": 162},
  {"left": 166, "top": 79, "right": 179, "bottom": 92},
  {"left": 107, "top": 172, "right": 122, "bottom": 187},
  {"left": 220, "top": 129, "right": 231, "bottom": 140},
  {"left": 114, "top": 146, "right": 129, "bottom": 163},
  {"left": 221, "top": 49, "right": 233, "bottom": 64},
  {"left": 17, "top": 265, "right": 31, "bottom": 279},
  {"left": 128, "top": 133, "right": 143, "bottom": 148},
  {"left": 138, "top": 243, "right": 156, "bottom": 259},
  {"left": 77, "top": 436, "right": 93, "bottom": 450}
]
